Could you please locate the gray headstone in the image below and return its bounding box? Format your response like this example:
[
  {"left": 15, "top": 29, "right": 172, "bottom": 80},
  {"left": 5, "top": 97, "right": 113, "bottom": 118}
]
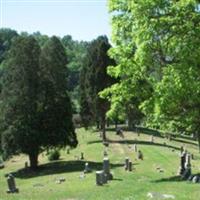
[
  {"left": 25, "top": 162, "right": 28, "bottom": 169},
  {"left": 0, "top": 160, "right": 4, "bottom": 169},
  {"left": 67, "top": 149, "right": 70, "bottom": 154},
  {"left": 150, "top": 136, "right": 154, "bottom": 143},
  {"left": 96, "top": 171, "right": 103, "bottom": 186},
  {"left": 137, "top": 150, "right": 143, "bottom": 160},
  {"left": 103, "top": 150, "right": 108, "bottom": 157},
  {"left": 103, "top": 158, "right": 113, "bottom": 180},
  {"left": 187, "top": 175, "right": 194, "bottom": 181},
  {"left": 80, "top": 152, "right": 84, "bottom": 160},
  {"left": 84, "top": 162, "right": 91, "bottom": 173},
  {"left": 125, "top": 157, "right": 129, "bottom": 170},
  {"left": 192, "top": 176, "right": 199, "bottom": 183},
  {"left": 133, "top": 144, "right": 137, "bottom": 152},
  {"left": 128, "top": 161, "right": 132, "bottom": 171},
  {"left": 6, "top": 174, "right": 19, "bottom": 193},
  {"left": 178, "top": 151, "right": 186, "bottom": 175}
]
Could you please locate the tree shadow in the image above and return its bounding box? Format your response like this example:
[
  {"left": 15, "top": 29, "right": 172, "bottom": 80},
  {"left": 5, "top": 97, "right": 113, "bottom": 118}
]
[
  {"left": 152, "top": 175, "right": 184, "bottom": 183},
  {"left": 11, "top": 160, "right": 124, "bottom": 179},
  {"left": 134, "top": 127, "right": 164, "bottom": 138},
  {"left": 108, "top": 140, "right": 180, "bottom": 150},
  {"left": 171, "top": 138, "right": 197, "bottom": 146},
  {"left": 88, "top": 139, "right": 180, "bottom": 150},
  {"left": 175, "top": 134, "right": 196, "bottom": 141}
]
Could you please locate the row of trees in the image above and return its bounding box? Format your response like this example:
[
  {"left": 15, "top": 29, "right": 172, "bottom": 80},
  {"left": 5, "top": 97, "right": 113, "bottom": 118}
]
[
  {"left": 100, "top": 0, "right": 200, "bottom": 148},
  {"left": 0, "top": 35, "right": 77, "bottom": 168}
]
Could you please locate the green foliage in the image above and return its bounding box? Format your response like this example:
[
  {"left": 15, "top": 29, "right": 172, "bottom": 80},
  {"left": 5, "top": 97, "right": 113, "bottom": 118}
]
[{"left": 107, "top": 0, "right": 200, "bottom": 146}]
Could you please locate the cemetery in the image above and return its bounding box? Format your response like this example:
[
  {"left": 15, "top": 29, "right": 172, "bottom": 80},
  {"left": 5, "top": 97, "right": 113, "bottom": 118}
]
[
  {"left": 1, "top": 127, "right": 200, "bottom": 200},
  {"left": 0, "top": 0, "right": 200, "bottom": 200}
]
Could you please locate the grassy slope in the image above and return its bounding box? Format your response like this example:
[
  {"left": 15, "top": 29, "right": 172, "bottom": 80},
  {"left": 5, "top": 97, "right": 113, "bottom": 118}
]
[{"left": 0, "top": 128, "right": 200, "bottom": 200}]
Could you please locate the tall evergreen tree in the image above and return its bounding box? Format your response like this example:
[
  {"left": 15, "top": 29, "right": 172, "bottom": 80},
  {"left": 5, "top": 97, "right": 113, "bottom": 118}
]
[
  {"left": 0, "top": 36, "right": 41, "bottom": 165},
  {"left": 0, "top": 36, "right": 77, "bottom": 168},
  {"left": 80, "top": 36, "right": 115, "bottom": 140},
  {"left": 38, "top": 36, "right": 77, "bottom": 155}
]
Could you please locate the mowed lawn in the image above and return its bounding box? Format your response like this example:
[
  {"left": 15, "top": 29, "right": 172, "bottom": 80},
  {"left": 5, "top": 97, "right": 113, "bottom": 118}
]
[{"left": 1, "top": 127, "right": 200, "bottom": 200}]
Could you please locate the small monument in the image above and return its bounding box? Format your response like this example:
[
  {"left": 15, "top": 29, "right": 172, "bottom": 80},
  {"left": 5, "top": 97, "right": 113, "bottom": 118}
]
[
  {"left": 0, "top": 159, "right": 4, "bottom": 169},
  {"left": 182, "top": 153, "right": 192, "bottom": 179},
  {"left": 128, "top": 161, "right": 132, "bottom": 171},
  {"left": 96, "top": 171, "right": 104, "bottom": 186},
  {"left": 180, "top": 146, "right": 184, "bottom": 154},
  {"left": 67, "top": 149, "right": 70, "bottom": 154},
  {"left": 103, "top": 157, "right": 113, "bottom": 180},
  {"left": 178, "top": 151, "right": 186, "bottom": 175},
  {"left": 80, "top": 152, "right": 84, "bottom": 160},
  {"left": 150, "top": 135, "right": 154, "bottom": 143},
  {"left": 125, "top": 157, "right": 129, "bottom": 170},
  {"left": 103, "top": 149, "right": 108, "bottom": 157},
  {"left": 6, "top": 174, "right": 19, "bottom": 193},
  {"left": 137, "top": 150, "right": 143, "bottom": 160},
  {"left": 84, "top": 162, "right": 91, "bottom": 173},
  {"left": 24, "top": 162, "right": 28, "bottom": 169},
  {"left": 133, "top": 144, "right": 137, "bottom": 152}
]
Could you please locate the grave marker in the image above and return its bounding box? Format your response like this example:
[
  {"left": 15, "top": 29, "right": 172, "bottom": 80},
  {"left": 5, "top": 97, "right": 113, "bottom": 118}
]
[{"left": 6, "top": 174, "right": 19, "bottom": 193}]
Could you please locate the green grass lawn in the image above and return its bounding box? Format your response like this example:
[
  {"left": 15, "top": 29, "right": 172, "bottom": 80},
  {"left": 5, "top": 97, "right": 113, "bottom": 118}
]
[{"left": 1, "top": 127, "right": 200, "bottom": 200}]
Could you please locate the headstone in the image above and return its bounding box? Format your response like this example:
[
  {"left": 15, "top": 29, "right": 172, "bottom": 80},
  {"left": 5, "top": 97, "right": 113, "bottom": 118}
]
[
  {"left": 133, "top": 144, "right": 137, "bottom": 152},
  {"left": 24, "top": 162, "right": 28, "bottom": 169},
  {"left": 103, "top": 158, "right": 113, "bottom": 180},
  {"left": 182, "top": 154, "right": 192, "bottom": 179},
  {"left": 150, "top": 135, "right": 154, "bottom": 143},
  {"left": 84, "top": 162, "right": 91, "bottom": 173},
  {"left": 178, "top": 151, "right": 186, "bottom": 175},
  {"left": 116, "top": 128, "right": 124, "bottom": 138},
  {"left": 180, "top": 146, "right": 184, "bottom": 154},
  {"left": 96, "top": 171, "right": 104, "bottom": 186},
  {"left": 192, "top": 176, "right": 199, "bottom": 183},
  {"left": 80, "top": 152, "right": 84, "bottom": 160},
  {"left": 128, "top": 161, "right": 132, "bottom": 171},
  {"left": 137, "top": 150, "right": 143, "bottom": 160},
  {"left": 187, "top": 175, "right": 194, "bottom": 181},
  {"left": 0, "top": 160, "right": 4, "bottom": 169},
  {"left": 67, "top": 149, "right": 70, "bottom": 154},
  {"left": 6, "top": 174, "right": 19, "bottom": 193},
  {"left": 103, "top": 141, "right": 109, "bottom": 147},
  {"left": 125, "top": 157, "right": 129, "bottom": 170},
  {"left": 103, "top": 150, "right": 108, "bottom": 157}
]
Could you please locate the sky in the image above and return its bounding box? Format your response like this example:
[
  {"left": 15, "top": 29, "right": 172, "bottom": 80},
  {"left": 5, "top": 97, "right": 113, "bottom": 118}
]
[{"left": 0, "top": 0, "right": 111, "bottom": 41}]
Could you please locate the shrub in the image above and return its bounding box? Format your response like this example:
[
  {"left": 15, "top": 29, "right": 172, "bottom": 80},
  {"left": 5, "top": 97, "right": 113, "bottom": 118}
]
[{"left": 48, "top": 149, "right": 60, "bottom": 161}]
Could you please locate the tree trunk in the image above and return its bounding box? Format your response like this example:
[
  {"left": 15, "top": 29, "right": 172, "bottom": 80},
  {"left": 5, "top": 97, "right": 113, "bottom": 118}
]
[
  {"left": 197, "top": 132, "right": 200, "bottom": 153},
  {"left": 96, "top": 120, "right": 100, "bottom": 130},
  {"left": 106, "top": 120, "right": 110, "bottom": 128},
  {"left": 101, "top": 117, "right": 106, "bottom": 141},
  {"left": 29, "top": 151, "right": 39, "bottom": 170}
]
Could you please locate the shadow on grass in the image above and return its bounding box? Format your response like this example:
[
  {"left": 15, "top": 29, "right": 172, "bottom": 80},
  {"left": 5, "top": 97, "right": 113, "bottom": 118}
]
[
  {"left": 88, "top": 139, "right": 180, "bottom": 151},
  {"left": 152, "top": 175, "right": 184, "bottom": 183},
  {"left": 11, "top": 160, "right": 124, "bottom": 179},
  {"left": 134, "top": 127, "right": 164, "bottom": 138},
  {"left": 171, "top": 138, "right": 197, "bottom": 146}
]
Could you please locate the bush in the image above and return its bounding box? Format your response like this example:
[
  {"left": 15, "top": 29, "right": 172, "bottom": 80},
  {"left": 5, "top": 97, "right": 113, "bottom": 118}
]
[{"left": 48, "top": 149, "right": 60, "bottom": 161}]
